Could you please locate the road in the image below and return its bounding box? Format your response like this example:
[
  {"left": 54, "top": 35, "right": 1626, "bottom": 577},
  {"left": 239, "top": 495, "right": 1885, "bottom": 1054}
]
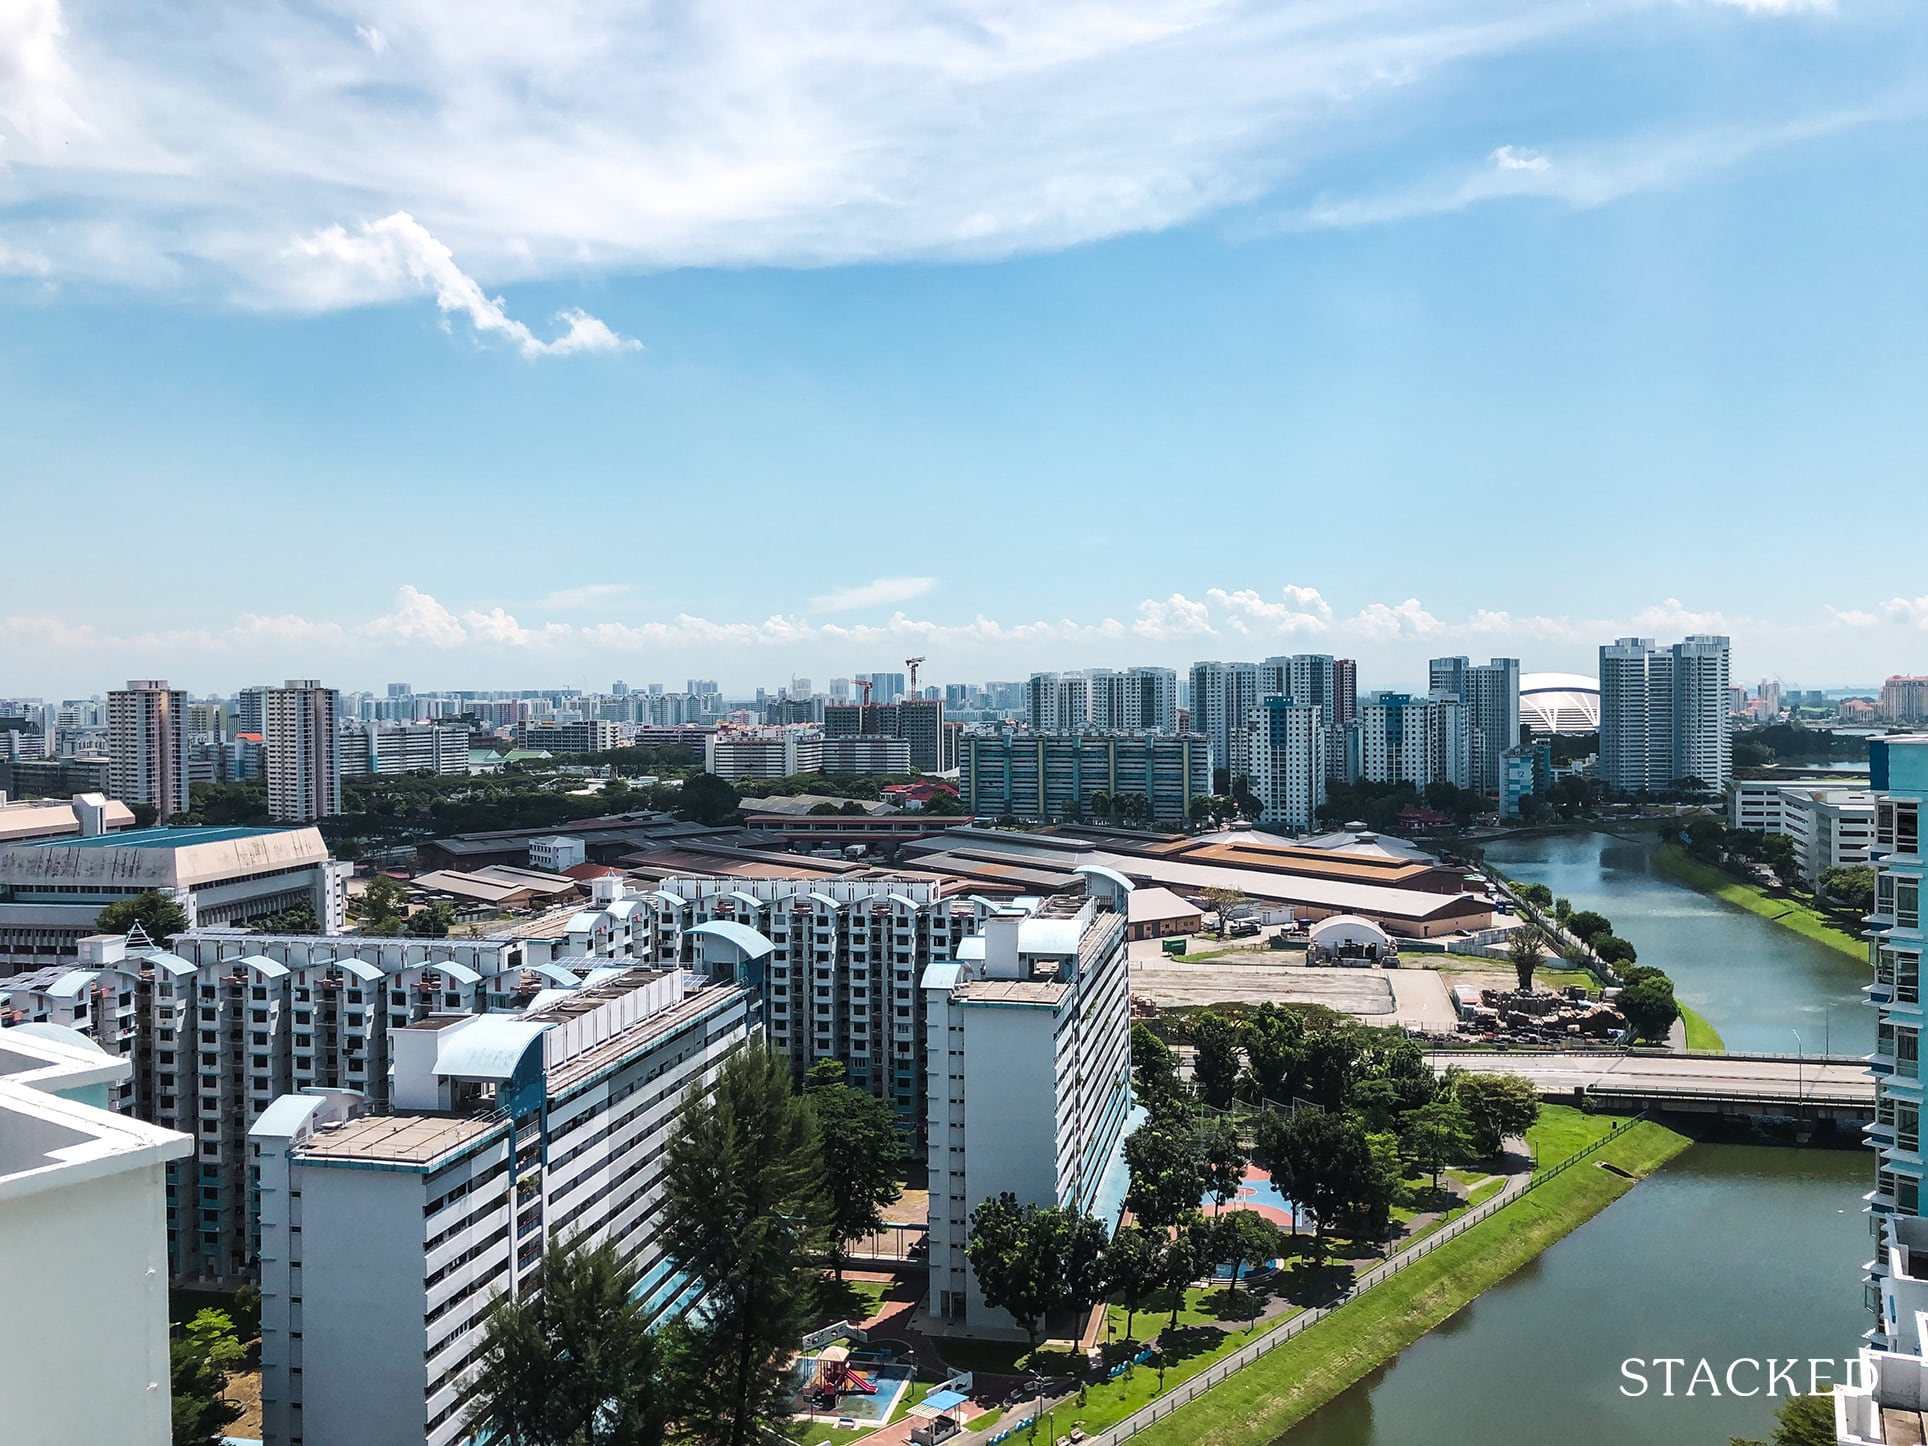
[{"left": 1439, "top": 1049, "right": 1873, "bottom": 1103}]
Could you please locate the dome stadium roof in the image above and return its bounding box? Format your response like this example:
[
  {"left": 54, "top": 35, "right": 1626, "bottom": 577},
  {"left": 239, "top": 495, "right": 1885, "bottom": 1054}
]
[{"left": 1521, "top": 672, "right": 1601, "bottom": 735}]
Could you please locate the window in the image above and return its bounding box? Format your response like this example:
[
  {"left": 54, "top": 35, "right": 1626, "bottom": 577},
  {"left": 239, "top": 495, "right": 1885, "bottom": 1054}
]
[
  {"left": 1900, "top": 879, "right": 1920, "bottom": 932},
  {"left": 1899, "top": 1102, "right": 1919, "bottom": 1154}
]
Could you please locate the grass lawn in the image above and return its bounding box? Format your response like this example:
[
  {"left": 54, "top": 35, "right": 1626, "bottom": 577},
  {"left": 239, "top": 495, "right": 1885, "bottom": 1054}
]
[
  {"left": 1652, "top": 845, "right": 1864, "bottom": 960},
  {"left": 965, "top": 1408, "right": 1004, "bottom": 1432},
  {"left": 1523, "top": 1103, "right": 1620, "bottom": 1167},
  {"left": 810, "top": 1276, "right": 888, "bottom": 1326},
  {"left": 1125, "top": 1119, "right": 1691, "bottom": 1446},
  {"left": 1420, "top": 956, "right": 1601, "bottom": 995},
  {"left": 1678, "top": 1001, "right": 1727, "bottom": 1053}
]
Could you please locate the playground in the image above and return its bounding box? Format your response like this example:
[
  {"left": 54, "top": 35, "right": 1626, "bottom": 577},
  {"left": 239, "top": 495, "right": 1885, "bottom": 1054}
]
[
  {"left": 790, "top": 1343, "right": 916, "bottom": 1426},
  {"left": 1203, "top": 1165, "right": 1296, "bottom": 1279}
]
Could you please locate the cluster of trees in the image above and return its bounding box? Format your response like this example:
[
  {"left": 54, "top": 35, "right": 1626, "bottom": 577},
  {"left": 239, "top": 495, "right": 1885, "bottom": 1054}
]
[
  {"left": 1128, "top": 1009, "right": 1540, "bottom": 1252},
  {"left": 468, "top": 1048, "right": 901, "bottom": 1446},
  {"left": 1510, "top": 774, "right": 1607, "bottom": 824},
  {"left": 1509, "top": 881, "right": 1640, "bottom": 975},
  {"left": 1732, "top": 722, "right": 1866, "bottom": 771},
  {"left": 1506, "top": 891, "right": 1678, "bottom": 1039},
  {"left": 1676, "top": 812, "right": 1873, "bottom": 916},
  {"left": 1314, "top": 780, "right": 1491, "bottom": 832},
  {"left": 349, "top": 875, "right": 455, "bottom": 937},
  {"left": 732, "top": 771, "right": 921, "bottom": 802}
]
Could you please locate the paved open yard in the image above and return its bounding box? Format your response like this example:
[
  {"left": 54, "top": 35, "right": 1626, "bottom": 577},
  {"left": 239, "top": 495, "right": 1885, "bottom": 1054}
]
[{"left": 1131, "top": 961, "right": 1458, "bottom": 1030}]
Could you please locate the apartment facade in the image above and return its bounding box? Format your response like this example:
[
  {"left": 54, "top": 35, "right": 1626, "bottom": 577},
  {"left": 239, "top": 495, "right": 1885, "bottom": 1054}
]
[
  {"left": 1728, "top": 779, "right": 1875, "bottom": 888},
  {"left": 252, "top": 963, "right": 756, "bottom": 1446},
  {"left": 704, "top": 726, "right": 824, "bottom": 779},
  {"left": 339, "top": 720, "right": 470, "bottom": 776},
  {"left": 108, "top": 678, "right": 190, "bottom": 818},
  {"left": 822, "top": 700, "right": 949, "bottom": 772},
  {"left": 1245, "top": 698, "right": 1327, "bottom": 831},
  {"left": 959, "top": 730, "right": 1212, "bottom": 824},
  {"left": 1029, "top": 669, "right": 1178, "bottom": 734},
  {"left": 515, "top": 719, "right": 621, "bottom": 754},
  {"left": 1428, "top": 656, "right": 1520, "bottom": 796},
  {"left": 923, "top": 887, "right": 1136, "bottom": 1332},
  {"left": 1356, "top": 693, "right": 1470, "bottom": 790},
  {"left": 1882, "top": 677, "right": 1928, "bottom": 725},
  {"left": 264, "top": 680, "right": 342, "bottom": 823},
  {"left": 1188, "top": 662, "right": 1260, "bottom": 779},
  {"left": 1867, "top": 736, "right": 1928, "bottom": 1355},
  {"left": 1599, "top": 635, "right": 1732, "bottom": 793}
]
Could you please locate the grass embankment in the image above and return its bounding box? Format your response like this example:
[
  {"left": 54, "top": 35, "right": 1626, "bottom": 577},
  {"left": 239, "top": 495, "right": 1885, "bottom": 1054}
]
[
  {"left": 1678, "top": 1001, "right": 1726, "bottom": 1052},
  {"left": 1651, "top": 844, "right": 1863, "bottom": 960},
  {"left": 1128, "top": 1118, "right": 1691, "bottom": 1446}
]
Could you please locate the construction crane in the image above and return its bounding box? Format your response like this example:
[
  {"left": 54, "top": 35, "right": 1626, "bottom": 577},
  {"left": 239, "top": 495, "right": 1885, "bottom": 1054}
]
[
  {"left": 905, "top": 656, "right": 926, "bottom": 696},
  {"left": 854, "top": 678, "right": 873, "bottom": 705}
]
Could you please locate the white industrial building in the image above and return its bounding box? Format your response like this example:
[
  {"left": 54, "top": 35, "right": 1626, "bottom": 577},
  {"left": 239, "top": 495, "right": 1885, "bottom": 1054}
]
[
  {"left": 0, "top": 1022, "right": 191, "bottom": 1445},
  {"left": 1728, "top": 779, "right": 1875, "bottom": 888},
  {"left": 0, "top": 821, "right": 348, "bottom": 968},
  {"left": 0, "top": 789, "right": 134, "bottom": 846},
  {"left": 923, "top": 874, "right": 1138, "bottom": 1332},
  {"left": 252, "top": 943, "right": 762, "bottom": 1446}
]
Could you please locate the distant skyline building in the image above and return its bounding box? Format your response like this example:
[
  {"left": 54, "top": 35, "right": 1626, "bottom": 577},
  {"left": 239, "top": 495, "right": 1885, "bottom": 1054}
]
[
  {"left": 1188, "top": 661, "right": 1260, "bottom": 779},
  {"left": 1357, "top": 692, "right": 1469, "bottom": 790},
  {"left": 959, "top": 730, "right": 1210, "bottom": 823},
  {"left": 1883, "top": 677, "right": 1928, "bottom": 725},
  {"left": 822, "top": 699, "right": 948, "bottom": 771},
  {"left": 1598, "top": 636, "right": 1732, "bottom": 793},
  {"left": 264, "top": 679, "right": 342, "bottom": 823},
  {"left": 107, "top": 678, "right": 189, "bottom": 819}
]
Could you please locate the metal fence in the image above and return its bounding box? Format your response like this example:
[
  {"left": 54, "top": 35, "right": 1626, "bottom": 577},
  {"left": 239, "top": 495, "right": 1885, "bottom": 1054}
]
[{"left": 1078, "top": 1115, "right": 1645, "bottom": 1446}]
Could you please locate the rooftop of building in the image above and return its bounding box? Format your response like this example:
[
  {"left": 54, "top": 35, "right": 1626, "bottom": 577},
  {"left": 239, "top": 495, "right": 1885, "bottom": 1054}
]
[
  {"left": 293, "top": 1111, "right": 500, "bottom": 1166},
  {"left": 0, "top": 794, "right": 136, "bottom": 846},
  {"left": 12, "top": 823, "right": 285, "bottom": 850},
  {"left": 736, "top": 794, "right": 901, "bottom": 817},
  {"left": 955, "top": 977, "right": 1067, "bottom": 1005}
]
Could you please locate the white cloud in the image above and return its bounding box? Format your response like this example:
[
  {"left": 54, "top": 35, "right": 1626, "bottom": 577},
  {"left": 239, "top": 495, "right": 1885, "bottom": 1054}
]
[
  {"left": 539, "top": 582, "right": 634, "bottom": 610},
  {"left": 1885, "top": 596, "right": 1928, "bottom": 630},
  {"left": 1279, "top": 105, "right": 1897, "bottom": 230},
  {"left": 1826, "top": 605, "right": 1878, "bottom": 628},
  {"left": 286, "top": 212, "right": 637, "bottom": 357},
  {"left": 1206, "top": 585, "right": 1334, "bottom": 636},
  {"left": 1628, "top": 596, "right": 1732, "bottom": 635},
  {"left": 808, "top": 577, "right": 938, "bottom": 613},
  {"left": 1350, "top": 598, "right": 1445, "bottom": 640},
  {"left": 1489, "top": 144, "right": 1549, "bottom": 171},
  {"left": 1131, "top": 593, "right": 1217, "bottom": 641},
  {"left": 0, "top": 0, "right": 1653, "bottom": 304}
]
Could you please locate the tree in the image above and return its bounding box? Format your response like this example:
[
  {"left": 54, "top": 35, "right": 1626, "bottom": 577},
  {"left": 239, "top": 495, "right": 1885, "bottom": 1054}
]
[
  {"left": 1517, "top": 883, "right": 1554, "bottom": 909},
  {"left": 1239, "top": 1004, "right": 1302, "bottom": 1105},
  {"left": 1450, "top": 1073, "right": 1540, "bottom": 1158},
  {"left": 677, "top": 772, "right": 742, "bottom": 828},
  {"left": 1553, "top": 897, "right": 1572, "bottom": 923},
  {"left": 172, "top": 1308, "right": 245, "bottom": 1446},
  {"left": 965, "top": 1196, "right": 1108, "bottom": 1350},
  {"left": 1507, "top": 926, "right": 1544, "bottom": 992},
  {"left": 1402, "top": 1099, "right": 1475, "bottom": 1188},
  {"left": 407, "top": 900, "right": 457, "bottom": 937},
  {"left": 356, "top": 874, "right": 408, "bottom": 934},
  {"left": 1295, "top": 1030, "right": 1359, "bottom": 1113},
  {"left": 1566, "top": 911, "right": 1613, "bottom": 950},
  {"left": 1190, "top": 1011, "right": 1243, "bottom": 1109},
  {"left": 921, "top": 790, "right": 966, "bottom": 817},
  {"left": 1131, "top": 1023, "right": 1182, "bottom": 1115},
  {"left": 1105, "top": 1225, "right": 1161, "bottom": 1342},
  {"left": 662, "top": 1047, "right": 827, "bottom": 1446},
  {"left": 1203, "top": 1118, "right": 1245, "bottom": 1214},
  {"left": 1123, "top": 1123, "right": 1206, "bottom": 1231},
  {"left": 1209, "top": 1210, "right": 1284, "bottom": 1289},
  {"left": 1820, "top": 864, "right": 1875, "bottom": 914},
  {"left": 1759, "top": 831, "right": 1800, "bottom": 884},
  {"left": 1157, "top": 1228, "right": 1201, "bottom": 1331},
  {"left": 1274, "top": 1110, "right": 1378, "bottom": 1247},
  {"left": 1089, "top": 790, "right": 1114, "bottom": 824},
  {"left": 1617, "top": 975, "right": 1680, "bottom": 1043},
  {"left": 99, "top": 889, "right": 189, "bottom": 944},
  {"left": 1594, "top": 935, "right": 1638, "bottom": 968},
  {"left": 1729, "top": 1390, "right": 1838, "bottom": 1446},
  {"left": 802, "top": 1060, "right": 903, "bottom": 1277},
  {"left": 253, "top": 902, "right": 318, "bottom": 934},
  {"left": 1201, "top": 887, "right": 1247, "bottom": 933},
  {"left": 466, "top": 1233, "right": 671, "bottom": 1446}
]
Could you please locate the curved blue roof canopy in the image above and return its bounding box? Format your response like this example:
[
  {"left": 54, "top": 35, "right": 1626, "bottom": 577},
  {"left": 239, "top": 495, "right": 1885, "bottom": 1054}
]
[
  {"left": 436, "top": 1017, "right": 549, "bottom": 1081},
  {"left": 689, "top": 920, "right": 775, "bottom": 961}
]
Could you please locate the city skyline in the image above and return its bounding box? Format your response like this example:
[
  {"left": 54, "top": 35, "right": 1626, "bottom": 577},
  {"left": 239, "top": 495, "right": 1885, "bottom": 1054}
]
[{"left": 4, "top": 2, "right": 1926, "bottom": 694}]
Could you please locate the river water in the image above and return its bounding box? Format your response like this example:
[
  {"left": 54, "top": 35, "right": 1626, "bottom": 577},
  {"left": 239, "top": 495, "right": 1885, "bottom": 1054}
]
[
  {"left": 1478, "top": 828, "right": 1871, "bottom": 1056},
  {"left": 1272, "top": 829, "right": 1873, "bottom": 1446}
]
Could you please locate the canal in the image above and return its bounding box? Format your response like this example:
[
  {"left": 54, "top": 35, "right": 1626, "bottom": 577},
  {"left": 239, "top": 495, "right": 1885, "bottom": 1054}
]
[
  {"left": 1272, "top": 828, "right": 1872, "bottom": 1445},
  {"left": 1478, "top": 828, "right": 1871, "bottom": 1056},
  {"left": 1276, "top": 1144, "right": 1870, "bottom": 1446}
]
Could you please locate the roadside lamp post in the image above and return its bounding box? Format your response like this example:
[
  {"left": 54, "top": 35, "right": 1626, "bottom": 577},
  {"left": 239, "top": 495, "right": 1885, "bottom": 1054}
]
[{"left": 1792, "top": 1029, "right": 1804, "bottom": 1105}]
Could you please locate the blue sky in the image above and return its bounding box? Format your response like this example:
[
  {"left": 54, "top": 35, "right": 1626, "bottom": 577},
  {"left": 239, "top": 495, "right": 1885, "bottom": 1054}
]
[{"left": 2, "top": 0, "right": 1924, "bottom": 697}]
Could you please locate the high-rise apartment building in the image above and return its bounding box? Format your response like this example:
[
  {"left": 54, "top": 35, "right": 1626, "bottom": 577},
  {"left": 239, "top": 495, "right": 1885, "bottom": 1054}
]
[
  {"left": 1865, "top": 736, "right": 1928, "bottom": 1353},
  {"left": 1027, "top": 669, "right": 1178, "bottom": 734},
  {"left": 923, "top": 886, "right": 1134, "bottom": 1330},
  {"left": 1245, "top": 698, "right": 1327, "bottom": 831},
  {"left": 252, "top": 959, "right": 758, "bottom": 1446},
  {"left": 232, "top": 686, "right": 268, "bottom": 738},
  {"left": 107, "top": 679, "right": 189, "bottom": 818},
  {"left": 1882, "top": 677, "right": 1928, "bottom": 725},
  {"left": 1188, "top": 661, "right": 1260, "bottom": 778},
  {"left": 959, "top": 730, "right": 1211, "bottom": 824},
  {"left": 1357, "top": 693, "right": 1469, "bottom": 790},
  {"left": 264, "top": 679, "right": 342, "bottom": 822},
  {"left": 1028, "top": 672, "right": 1091, "bottom": 731},
  {"left": 1598, "top": 636, "right": 1732, "bottom": 793},
  {"left": 1334, "top": 659, "right": 1358, "bottom": 725},
  {"left": 822, "top": 700, "right": 948, "bottom": 771},
  {"left": 1428, "top": 656, "right": 1520, "bottom": 796},
  {"left": 338, "top": 720, "right": 470, "bottom": 775}
]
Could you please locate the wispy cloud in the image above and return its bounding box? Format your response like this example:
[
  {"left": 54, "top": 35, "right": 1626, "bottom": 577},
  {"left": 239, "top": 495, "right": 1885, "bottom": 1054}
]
[
  {"left": 1274, "top": 105, "right": 1901, "bottom": 230},
  {"left": 1710, "top": 0, "right": 1833, "bottom": 12},
  {"left": 0, "top": 0, "right": 1634, "bottom": 306},
  {"left": 287, "top": 212, "right": 637, "bottom": 358},
  {"left": 809, "top": 577, "right": 938, "bottom": 613}
]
